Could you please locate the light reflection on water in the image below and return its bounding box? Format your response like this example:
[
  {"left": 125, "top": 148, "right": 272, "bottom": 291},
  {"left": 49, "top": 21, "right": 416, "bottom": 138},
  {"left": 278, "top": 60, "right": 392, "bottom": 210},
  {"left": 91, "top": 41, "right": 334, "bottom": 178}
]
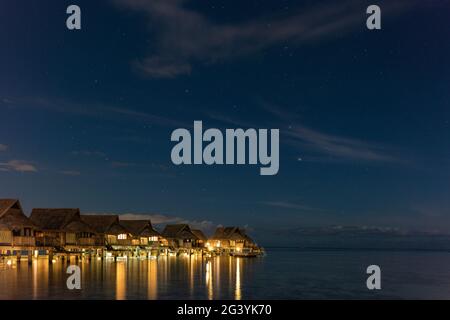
[
  {"left": 2, "top": 249, "right": 450, "bottom": 299},
  {"left": 0, "top": 254, "right": 250, "bottom": 300}
]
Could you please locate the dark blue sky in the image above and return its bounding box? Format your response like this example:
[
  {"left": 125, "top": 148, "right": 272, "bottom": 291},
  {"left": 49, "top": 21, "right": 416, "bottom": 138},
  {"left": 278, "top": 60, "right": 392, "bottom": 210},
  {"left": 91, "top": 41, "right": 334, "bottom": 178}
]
[{"left": 1, "top": 0, "right": 449, "bottom": 235}]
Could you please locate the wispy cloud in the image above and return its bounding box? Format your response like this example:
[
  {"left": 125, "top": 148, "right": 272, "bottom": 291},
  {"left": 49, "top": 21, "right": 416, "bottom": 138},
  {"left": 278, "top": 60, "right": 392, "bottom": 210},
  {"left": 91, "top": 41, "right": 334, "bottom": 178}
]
[
  {"left": 114, "top": 0, "right": 412, "bottom": 78},
  {"left": 108, "top": 106, "right": 188, "bottom": 128},
  {"left": 1, "top": 96, "right": 188, "bottom": 128},
  {"left": 285, "top": 125, "right": 398, "bottom": 163},
  {"left": 0, "top": 160, "right": 37, "bottom": 172},
  {"left": 263, "top": 102, "right": 401, "bottom": 163},
  {"left": 0, "top": 144, "right": 8, "bottom": 151},
  {"left": 208, "top": 103, "right": 400, "bottom": 164},
  {"left": 260, "top": 201, "right": 324, "bottom": 212}
]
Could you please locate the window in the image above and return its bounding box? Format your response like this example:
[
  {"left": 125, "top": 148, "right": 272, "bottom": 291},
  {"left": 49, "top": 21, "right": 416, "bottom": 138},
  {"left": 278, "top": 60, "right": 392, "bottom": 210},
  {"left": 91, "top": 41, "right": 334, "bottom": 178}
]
[
  {"left": 118, "top": 234, "right": 127, "bottom": 240},
  {"left": 149, "top": 236, "right": 158, "bottom": 242}
]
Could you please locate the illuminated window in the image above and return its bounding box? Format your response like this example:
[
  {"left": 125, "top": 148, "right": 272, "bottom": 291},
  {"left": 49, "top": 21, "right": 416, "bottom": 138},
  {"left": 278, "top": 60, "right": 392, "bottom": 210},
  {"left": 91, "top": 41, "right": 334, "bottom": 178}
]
[
  {"left": 149, "top": 236, "right": 158, "bottom": 242},
  {"left": 118, "top": 234, "right": 127, "bottom": 240}
]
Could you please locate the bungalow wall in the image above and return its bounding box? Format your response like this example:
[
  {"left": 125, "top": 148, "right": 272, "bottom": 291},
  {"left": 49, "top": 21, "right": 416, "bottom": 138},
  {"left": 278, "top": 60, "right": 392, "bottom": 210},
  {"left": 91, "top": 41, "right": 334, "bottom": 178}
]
[
  {"left": 127, "top": 236, "right": 162, "bottom": 247},
  {"left": 139, "top": 237, "right": 148, "bottom": 246},
  {"left": 106, "top": 234, "right": 131, "bottom": 246},
  {"left": 208, "top": 239, "right": 247, "bottom": 250},
  {"left": 0, "top": 230, "right": 35, "bottom": 247},
  {"left": 0, "top": 229, "right": 36, "bottom": 248},
  {"left": 166, "top": 238, "right": 195, "bottom": 248},
  {"left": 0, "top": 230, "right": 12, "bottom": 245},
  {"left": 158, "top": 237, "right": 169, "bottom": 247},
  {"left": 66, "top": 232, "right": 76, "bottom": 245},
  {"left": 139, "top": 235, "right": 166, "bottom": 247},
  {"left": 67, "top": 232, "right": 98, "bottom": 246},
  {"left": 35, "top": 231, "right": 64, "bottom": 247}
]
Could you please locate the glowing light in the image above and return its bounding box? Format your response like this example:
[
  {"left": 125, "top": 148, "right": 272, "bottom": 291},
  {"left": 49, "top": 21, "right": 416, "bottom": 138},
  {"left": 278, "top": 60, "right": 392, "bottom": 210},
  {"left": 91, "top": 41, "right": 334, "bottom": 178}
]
[
  {"left": 235, "top": 258, "right": 241, "bottom": 300},
  {"left": 205, "top": 260, "right": 213, "bottom": 299},
  {"left": 116, "top": 262, "right": 126, "bottom": 300}
]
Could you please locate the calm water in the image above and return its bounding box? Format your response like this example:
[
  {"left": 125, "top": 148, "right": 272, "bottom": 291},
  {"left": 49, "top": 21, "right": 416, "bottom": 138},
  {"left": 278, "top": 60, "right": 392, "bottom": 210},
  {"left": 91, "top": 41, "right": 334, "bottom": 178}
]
[{"left": 1, "top": 248, "right": 450, "bottom": 299}]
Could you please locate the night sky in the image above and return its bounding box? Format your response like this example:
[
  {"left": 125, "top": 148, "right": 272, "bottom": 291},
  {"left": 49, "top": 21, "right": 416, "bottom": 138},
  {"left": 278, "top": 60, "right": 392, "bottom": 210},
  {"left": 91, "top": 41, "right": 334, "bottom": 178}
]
[{"left": 1, "top": 0, "right": 449, "bottom": 238}]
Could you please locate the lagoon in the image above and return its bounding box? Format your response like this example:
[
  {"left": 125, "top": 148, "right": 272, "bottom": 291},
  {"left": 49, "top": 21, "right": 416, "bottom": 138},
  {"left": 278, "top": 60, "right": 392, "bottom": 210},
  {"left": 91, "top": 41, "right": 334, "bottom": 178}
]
[{"left": 1, "top": 248, "right": 450, "bottom": 299}]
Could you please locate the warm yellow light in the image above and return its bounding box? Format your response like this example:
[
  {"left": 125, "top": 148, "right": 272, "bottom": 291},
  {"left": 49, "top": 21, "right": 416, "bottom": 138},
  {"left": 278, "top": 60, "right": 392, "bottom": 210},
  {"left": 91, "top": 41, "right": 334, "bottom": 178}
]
[
  {"left": 6, "top": 260, "right": 12, "bottom": 266},
  {"left": 118, "top": 234, "right": 127, "bottom": 240}
]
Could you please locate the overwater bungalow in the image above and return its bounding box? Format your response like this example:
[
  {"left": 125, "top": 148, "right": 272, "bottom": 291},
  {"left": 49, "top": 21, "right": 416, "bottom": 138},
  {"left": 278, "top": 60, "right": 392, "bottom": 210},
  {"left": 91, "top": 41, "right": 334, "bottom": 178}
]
[
  {"left": 0, "top": 199, "right": 36, "bottom": 251},
  {"left": 162, "top": 224, "right": 200, "bottom": 249},
  {"left": 30, "top": 208, "right": 100, "bottom": 249},
  {"left": 81, "top": 215, "right": 132, "bottom": 248},
  {"left": 207, "top": 227, "right": 258, "bottom": 252},
  {"left": 1, "top": 198, "right": 264, "bottom": 260},
  {"left": 120, "top": 219, "right": 166, "bottom": 247},
  {"left": 191, "top": 229, "right": 207, "bottom": 248}
]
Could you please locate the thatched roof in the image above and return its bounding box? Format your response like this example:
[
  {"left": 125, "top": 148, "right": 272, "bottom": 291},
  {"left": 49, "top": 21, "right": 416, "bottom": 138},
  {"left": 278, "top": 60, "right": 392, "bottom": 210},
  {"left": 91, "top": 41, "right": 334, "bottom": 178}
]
[
  {"left": 0, "top": 199, "right": 19, "bottom": 217},
  {"left": 30, "top": 208, "right": 94, "bottom": 233},
  {"left": 191, "top": 229, "right": 207, "bottom": 241},
  {"left": 64, "top": 220, "right": 95, "bottom": 233},
  {"left": 0, "top": 199, "right": 36, "bottom": 231},
  {"left": 120, "top": 220, "right": 160, "bottom": 237},
  {"left": 81, "top": 215, "right": 129, "bottom": 235},
  {"left": 210, "top": 227, "right": 254, "bottom": 243},
  {"left": 162, "top": 224, "right": 198, "bottom": 240}
]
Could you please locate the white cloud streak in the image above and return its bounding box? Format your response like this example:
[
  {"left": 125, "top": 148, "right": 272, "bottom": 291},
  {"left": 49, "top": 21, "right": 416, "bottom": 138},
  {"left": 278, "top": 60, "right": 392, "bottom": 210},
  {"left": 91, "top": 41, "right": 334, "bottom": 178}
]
[
  {"left": 0, "top": 160, "right": 37, "bottom": 172},
  {"left": 114, "top": 0, "right": 413, "bottom": 78}
]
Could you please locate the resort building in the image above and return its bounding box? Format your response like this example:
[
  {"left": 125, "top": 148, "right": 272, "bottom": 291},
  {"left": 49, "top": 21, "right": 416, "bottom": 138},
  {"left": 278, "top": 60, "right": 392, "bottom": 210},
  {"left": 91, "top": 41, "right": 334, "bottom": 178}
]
[
  {"left": 207, "top": 227, "right": 257, "bottom": 252},
  {"left": 162, "top": 224, "right": 201, "bottom": 249},
  {"left": 30, "top": 208, "right": 100, "bottom": 249},
  {"left": 191, "top": 229, "right": 207, "bottom": 248},
  {"left": 120, "top": 219, "right": 166, "bottom": 247},
  {"left": 0, "top": 199, "right": 36, "bottom": 250},
  {"left": 81, "top": 215, "right": 132, "bottom": 247},
  {"left": 1, "top": 198, "right": 263, "bottom": 259}
]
